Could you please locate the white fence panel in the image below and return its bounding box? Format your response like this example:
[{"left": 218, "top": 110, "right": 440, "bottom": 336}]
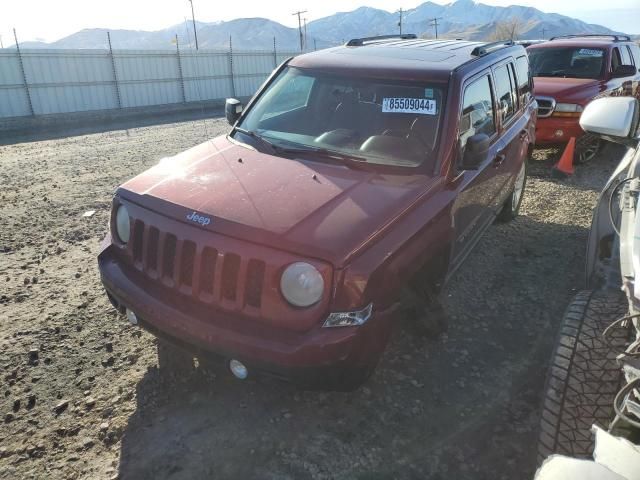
[
  {"left": 0, "top": 52, "right": 31, "bottom": 117},
  {"left": 0, "top": 47, "right": 302, "bottom": 119}
]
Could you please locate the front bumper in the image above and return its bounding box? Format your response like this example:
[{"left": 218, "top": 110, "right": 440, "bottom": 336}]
[
  {"left": 536, "top": 116, "right": 584, "bottom": 145},
  {"left": 98, "top": 247, "right": 397, "bottom": 380}
]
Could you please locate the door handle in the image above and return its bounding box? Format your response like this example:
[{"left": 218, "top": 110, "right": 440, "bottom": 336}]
[{"left": 494, "top": 152, "right": 506, "bottom": 166}]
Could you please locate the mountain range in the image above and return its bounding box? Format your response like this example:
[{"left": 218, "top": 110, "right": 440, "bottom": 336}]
[{"left": 12, "top": 0, "right": 632, "bottom": 51}]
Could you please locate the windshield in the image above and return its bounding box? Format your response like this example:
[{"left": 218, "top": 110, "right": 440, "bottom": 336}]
[
  {"left": 529, "top": 47, "right": 605, "bottom": 79},
  {"left": 235, "top": 67, "right": 445, "bottom": 168}
]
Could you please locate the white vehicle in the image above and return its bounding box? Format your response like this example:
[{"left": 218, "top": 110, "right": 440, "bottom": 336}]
[{"left": 535, "top": 97, "right": 640, "bottom": 478}]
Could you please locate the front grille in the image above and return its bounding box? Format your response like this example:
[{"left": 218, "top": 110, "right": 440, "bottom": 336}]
[
  {"left": 536, "top": 96, "right": 556, "bottom": 118},
  {"left": 128, "top": 220, "right": 266, "bottom": 310}
]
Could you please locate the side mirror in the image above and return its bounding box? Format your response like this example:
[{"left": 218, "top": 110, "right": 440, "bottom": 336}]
[
  {"left": 225, "top": 98, "right": 243, "bottom": 125},
  {"left": 462, "top": 133, "right": 490, "bottom": 170},
  {"left": 612, "top": 64, "right": 637, "bottom": 78},
  {"left": 580, "top": 97, "right": 639, "bottom": 146}
]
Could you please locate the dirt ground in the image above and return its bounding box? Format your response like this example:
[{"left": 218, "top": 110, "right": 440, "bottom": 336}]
[{"left": 0, "top": 115, "right": 624, "bottom": 480}]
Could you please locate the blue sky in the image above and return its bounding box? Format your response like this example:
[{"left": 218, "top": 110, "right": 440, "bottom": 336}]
[{"left": 1, "top": 0, "right": 638, "bottom": 47}]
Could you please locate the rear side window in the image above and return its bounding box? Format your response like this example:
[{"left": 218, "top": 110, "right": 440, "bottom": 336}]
[
  {"left": 629, "top": 44, "right": 640, "bottom": 66},
  {"left": 515, "top": 56, "right": 532, "bottom": 104},
  {"left": 493, "top": 64, "right": 516, "bottom": 124},
  {"left": 459, "top": 74, "right": 495, "bottom": 152},
  {"left": 612, "top": 48, "right": 623, "bottom": 70},
  {"left": 619, "top": 46, "right": 633, "bottom": 65}
]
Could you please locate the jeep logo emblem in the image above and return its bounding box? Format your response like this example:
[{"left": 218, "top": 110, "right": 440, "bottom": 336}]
[{"left": 186, "top": 211, "right": 211, "bottom": 226}]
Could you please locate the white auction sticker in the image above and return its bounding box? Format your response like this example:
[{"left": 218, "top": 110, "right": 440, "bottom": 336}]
[{"left": 382, "top": 97, "right": 437, "bottom": 115}]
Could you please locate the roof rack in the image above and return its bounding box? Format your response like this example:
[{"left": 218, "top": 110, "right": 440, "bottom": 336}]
[
  {"left": 470, "top": 40, "right": 515, "bottom": 57},
  {"left": 550, "top": 34, "right": 631, "bottom": 42},
  {"left": 345, "top": 34, "right": 417, "bottom": 47}
]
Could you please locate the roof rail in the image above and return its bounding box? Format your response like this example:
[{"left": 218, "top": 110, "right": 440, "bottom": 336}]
[
  {"left": 345, "top": 34, "right": 417, "bottom": 47},
  {"left": 470, "top": 40, "right": 515, "bottom": 57},
  {"left": 550, "top": 34, "right": 631, "bottom": 42}
]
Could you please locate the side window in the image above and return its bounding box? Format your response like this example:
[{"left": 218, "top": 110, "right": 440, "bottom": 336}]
[
  {"left": 493, "top": 64, "right": 516, "bottom": 124},
  {"left": 260, "top": 75, "right": 315, "bottom": 120},
  {"left": 629, "top": 44, "right": 640, "bottom": 66},
  {"left": 620, "top": 46, "right": 632, "bottom": 65},
  {"left": 515, "top": 56, "right": 532, "bottom": 104},
  {"left": 459, "top": 74, "right": 496, "bottom": 153},
  {"left": 612, "top": 47, "right": 622, "bottom": 70}
]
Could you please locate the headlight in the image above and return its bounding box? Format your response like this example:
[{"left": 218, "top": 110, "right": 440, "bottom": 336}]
[
  {"left": 555, "top": 103, "right": 583, "bottom": 113},
  {"left": 115, "top": 205, "right": 131, "bottom": 244},
  {"left": 323, "top": 303, "right": 373, "bottom": 328},
  {"left": 280, "top": 262, "right": 324, "bottom": 307}
]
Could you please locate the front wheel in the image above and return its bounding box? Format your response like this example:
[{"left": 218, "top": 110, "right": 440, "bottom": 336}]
[
  {"left": 497, "top": 158, "right": 527, "bottom": 223},
  {"left": 574, "top": 134, "right": 602, "bottom": 165},
  {"left": 537, "top": 290, "right": 628, "bottom": 463}
]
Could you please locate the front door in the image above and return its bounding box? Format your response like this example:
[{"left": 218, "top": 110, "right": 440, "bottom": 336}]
[{"left": 450, "top": 72, "right": 505, "bottom": 268}]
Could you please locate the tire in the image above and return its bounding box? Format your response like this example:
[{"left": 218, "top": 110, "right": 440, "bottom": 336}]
[
  {"left": 157, "top": 338, "right": 195, "bottom": 381},
  {"left": 574, "top": 134, "right": 602, "bottom": 165},
  {"left": 497, "top": 158, "right": 527, "bottom": 223},
  {"left": 537, "top": 289, "right": 629, "bottom": 464}
]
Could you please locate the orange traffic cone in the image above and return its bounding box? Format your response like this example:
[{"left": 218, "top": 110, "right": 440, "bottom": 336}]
[{"left": 551, "top": 137, "right": 576, "bottom": 179}]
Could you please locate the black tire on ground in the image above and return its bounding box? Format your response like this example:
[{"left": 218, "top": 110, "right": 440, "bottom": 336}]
[
  {"left": 537, "top": 289, "right": 629, "bottom": 464},
  {"left": 157, "top": 338, "right": 195, "bottom": 381},
  {"left": 574, "top": 134, "right": 602, "bottom": 165},
  {"left": 497, "top": 158, "right": 527, "bottom": 223}
]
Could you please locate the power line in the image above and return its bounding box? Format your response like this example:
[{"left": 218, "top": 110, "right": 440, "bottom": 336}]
[
  {"left": 188, "top": 0, "right": 199, "bottom": 50},
  {"left": 292, "top": 10, "right": 308, "bottom": 51},
  {"left": 429, "top": 17, "right": 443, "bottom": 39}
]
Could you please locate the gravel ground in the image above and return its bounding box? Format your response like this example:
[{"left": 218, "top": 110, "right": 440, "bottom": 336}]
[{"left": 0, "top": 115, "right": 623, "bottom": 480}]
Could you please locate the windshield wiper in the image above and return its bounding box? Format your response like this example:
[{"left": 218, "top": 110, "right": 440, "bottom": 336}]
[
  {"left": 277, "top": 145, "right": 369, "bottom": 164},
  {"left": 231, "top": 127, "right": 280, "bottom": 154}
]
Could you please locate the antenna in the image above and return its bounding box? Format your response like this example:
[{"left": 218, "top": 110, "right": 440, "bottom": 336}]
[
  {"left": 542, "top": 27, "right": 547, "bottom": 39},
  {"left": 397, "top": 8, "right": 403, "bottom": 35},
  {"left": 292, "top": 10, "right": 308, "bottom": 51},
  {"left": 429, "top": 17, "right": 443, "bottom": 39}
]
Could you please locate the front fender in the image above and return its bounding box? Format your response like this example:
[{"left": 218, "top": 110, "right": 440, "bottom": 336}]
[{"left": 586, "top": 146, "right": 636, "bottom": 288}]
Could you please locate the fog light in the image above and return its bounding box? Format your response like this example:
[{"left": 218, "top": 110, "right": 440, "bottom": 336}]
[
  {"left": 125, "top": 308, "right": 138, "bottom": 325},
  {"left": 554, "top": 129, "right": 564, "bottom": 137},
  {"left": 229, "top": 359, "right": 248, "bottom": 379}
]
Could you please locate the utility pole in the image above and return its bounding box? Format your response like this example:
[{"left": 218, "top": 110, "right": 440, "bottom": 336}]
[
  {"left": 541, "top": 27, "right": 547, "bottom": 39},
  {"left": 397, "top": 8, "right": 403, "bottom": 35},
  {"left": 429, "top": 17, "right": 443, "bottom": 39},
  {"left": 292, "top": 10, "right": 307, "bottom": 52},
  {"left": 188, "top": 0, "right": 199, "bottom": 50},
  {"left": 303, "top": 18, "right": 308, "bottom": 51},
  {"left": 0, "top": 35, "right": 3, "bottom": 49}
]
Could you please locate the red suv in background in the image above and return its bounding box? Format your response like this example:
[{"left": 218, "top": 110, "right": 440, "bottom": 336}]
[{"left": 527, "top": 35, "right": 640, "bottom": 163}]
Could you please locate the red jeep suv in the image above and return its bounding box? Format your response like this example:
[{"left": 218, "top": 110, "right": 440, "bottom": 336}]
[
  {"left": 528, "top": 35, "right": 640, "bottom": 163},
  {"left": 98, "top": 36, "right": 535, "bottom": 390}
]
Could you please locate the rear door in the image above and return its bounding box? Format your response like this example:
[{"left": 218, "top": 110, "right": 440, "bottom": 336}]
[
  {"left": 491, "top": 58, "right": 531, "bottom": 208},
  {"left": 450, "top": 71, "right": 506, "bottom": 267}
]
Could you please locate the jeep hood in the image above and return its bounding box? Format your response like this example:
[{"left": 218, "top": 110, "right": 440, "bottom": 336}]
[
  {"left": 118, "top": 135, "right": 437, "bottom": 264},
  {"left": 533, "top": 77, "right": 606, "bottom": 104}
]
